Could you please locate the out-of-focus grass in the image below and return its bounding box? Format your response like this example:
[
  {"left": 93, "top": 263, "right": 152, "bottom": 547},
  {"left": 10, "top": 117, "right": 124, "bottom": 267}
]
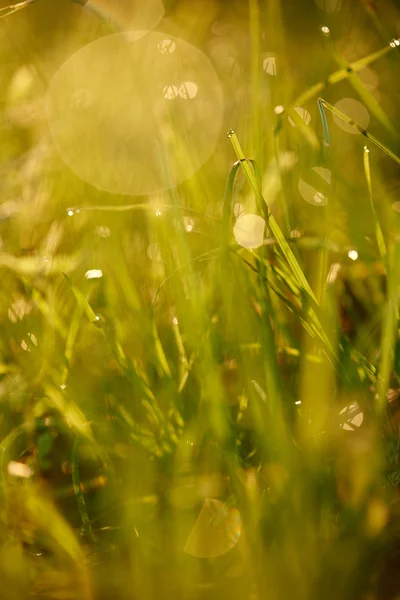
[{"left": 1, "top": 0, "right": 400, "bottom": 599}]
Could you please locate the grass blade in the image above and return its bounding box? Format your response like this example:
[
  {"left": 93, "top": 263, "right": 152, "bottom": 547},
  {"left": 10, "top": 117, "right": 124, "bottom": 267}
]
[
  {"left": 0, "top": 0, "right": 35, "bottom": 19},
  {"left": 318, "top": 98, "right": 400, "bottom": 165},
  {"left": 71, "top": 439, "right": 95, "bottom": 541},
  {"left": 227, "top": 130, "right": 317, "bottom": 302},
  {"left": 363, "top": 145, "right": 387, "bottom": 260}
]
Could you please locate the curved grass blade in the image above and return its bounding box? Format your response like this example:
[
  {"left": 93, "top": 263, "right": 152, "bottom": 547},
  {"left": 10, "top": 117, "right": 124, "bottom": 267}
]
[
  {"left": 318, "top": 98, "right": 400, "bottom": 166},
  {"left": 227, "top": 130, "right": 317, "bottom": 303},
  {"left": 151, "top": 247, "right": 222, "bottom": 309}
]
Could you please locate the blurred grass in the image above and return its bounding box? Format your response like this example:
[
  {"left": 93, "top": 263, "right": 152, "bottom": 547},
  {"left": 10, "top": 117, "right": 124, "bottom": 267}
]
[{"left": 0, "top": 0, "right": 400, "bottom": 599}]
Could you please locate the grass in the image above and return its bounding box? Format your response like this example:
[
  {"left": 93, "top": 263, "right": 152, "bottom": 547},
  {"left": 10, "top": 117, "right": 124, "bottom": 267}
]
[{"left": 1, "top": 0, "right": 400, "bottom": 599}]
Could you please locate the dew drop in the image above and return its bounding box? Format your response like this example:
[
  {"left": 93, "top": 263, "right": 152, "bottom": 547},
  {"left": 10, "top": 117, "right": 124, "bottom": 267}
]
[
  {"left": 183, "top": 217, "right": 194, "bottom": 232},
  {"left": 348, "top": 249, "right": 358, "bottom": 261},
  {"left": 85, "top": 269, "right": 103, "bottom": 280}
]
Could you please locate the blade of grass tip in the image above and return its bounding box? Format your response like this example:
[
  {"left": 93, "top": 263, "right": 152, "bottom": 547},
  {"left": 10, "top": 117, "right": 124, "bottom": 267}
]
[
  {"left": 363, "top": 145, "right": 387, "bottom": 260},
  {"left": 172, "top": 318, "right": 189, "bottom": 393},
  {"left": 0, "top": 0, "right": 35, "bottom": 18},
  {"left": 62, "top": 273, "right": 99, "bottom": 325},
  {"left": 227, "top": 130, "right": 317, "bottom": 302},
  {"left": 71, "top": 439, "right": 96, "bottom": 541},
  {"left": 318, "top": 98, "right": 400, "bottom": 166}
]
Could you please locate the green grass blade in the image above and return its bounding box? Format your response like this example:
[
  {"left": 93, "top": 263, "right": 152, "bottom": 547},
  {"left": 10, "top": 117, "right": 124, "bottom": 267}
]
[
  {"left": 318, "top": 98, "right": 400, "bottom": 165},
  {"left": 291, "top": 39, "right": 397, "bottom": 108},
  {"left": 228, "top": 130, "right": 317, "bottom": 302},
  {"left": 363, "top": 145, "right": 387, "bottom": 260},
  {"left": 71, "top": 439, "right": 95, "bottom": 541},
  {"left": 62, "top": 273, "right": 99, "bottom": 325},
  {"left": 0, "top": 0, "right": 35, "bottom": 18}
]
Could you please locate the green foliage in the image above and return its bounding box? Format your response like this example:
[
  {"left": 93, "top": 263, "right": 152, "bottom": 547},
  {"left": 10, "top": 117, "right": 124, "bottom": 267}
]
[{"left": 0, "top": 1, "right": 400, "bottom": 599}]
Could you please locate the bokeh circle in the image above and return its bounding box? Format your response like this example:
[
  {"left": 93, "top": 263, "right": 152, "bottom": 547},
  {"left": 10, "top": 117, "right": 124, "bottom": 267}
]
[{"left": 47, "top": 32, "right": 224, "bottom": 196}]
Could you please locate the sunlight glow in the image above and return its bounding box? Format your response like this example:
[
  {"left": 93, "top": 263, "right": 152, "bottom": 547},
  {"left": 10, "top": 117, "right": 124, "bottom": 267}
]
[
  {"left": 85, "top": 269, "right": 103, "bottom": 279},
  {"left": 48, "top": 32, "right": 223, "bottom": 196},
  {"left": 348, "top": 250, "right": 358, "bottom": 261},
  {"left": 7, "top": 460, "right": 33, "bottom": 479},
  {"left": 333, "top": 98, "right": 370, "bottom": 135},
  {"left": 233, "top": 214, "right": 265, "bottom": 249}
]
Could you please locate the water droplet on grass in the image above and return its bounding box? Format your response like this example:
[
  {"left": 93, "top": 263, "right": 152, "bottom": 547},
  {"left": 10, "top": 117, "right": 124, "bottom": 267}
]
[
  {"left": 348, "top": 249, "right": 358, "bottom": 261},
  {"left": 85, "top": 269, "right": 103, "bottom": 279}
]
